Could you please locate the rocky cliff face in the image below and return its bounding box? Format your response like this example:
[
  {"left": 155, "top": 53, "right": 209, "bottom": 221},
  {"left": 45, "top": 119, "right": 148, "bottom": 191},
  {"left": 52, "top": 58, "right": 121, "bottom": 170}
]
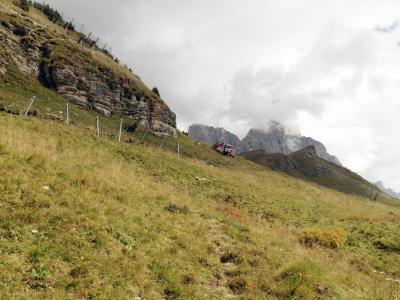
[
  {"left": 240, "top": 121, "right": 342, "bottom": 166},
  {"left": 188, "top": 124, "right": 241, "bottom": 150},
  {"left": 189, "top": 121, "right": 342, "bottom": 166},
  {"left": 0, "top": 8, "right": 176, "bottom": 135}
]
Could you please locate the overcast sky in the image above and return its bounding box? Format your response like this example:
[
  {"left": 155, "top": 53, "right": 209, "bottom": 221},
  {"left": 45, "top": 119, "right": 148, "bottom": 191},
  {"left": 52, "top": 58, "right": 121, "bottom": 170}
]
[{"left": 46, "top": 0, "right": 400, "bottom": 191}]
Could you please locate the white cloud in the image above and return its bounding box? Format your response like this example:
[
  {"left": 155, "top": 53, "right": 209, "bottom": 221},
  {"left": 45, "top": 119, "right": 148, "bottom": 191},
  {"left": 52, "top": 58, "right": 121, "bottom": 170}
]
[{"left": 46, "top": 0, "right": 400, "bottom": 191}]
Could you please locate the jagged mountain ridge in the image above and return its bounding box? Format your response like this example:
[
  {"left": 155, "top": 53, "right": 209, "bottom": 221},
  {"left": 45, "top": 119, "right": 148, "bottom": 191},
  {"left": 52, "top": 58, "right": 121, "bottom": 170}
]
[
  {"left": 188, "top": 124, "right": 241, "bottom": 149},
  {"left": 188, "top": 121, "right": 342, "bottom": 166},
  {"left": 240, "top": 121, "right": 342, "bottom": 166},
  {"left": 375, "top": 181, "right": 400, "bottom": 200},
  {"left": 241, "top": 146, "right": 380, "bottom": 199},
  {"left": 0, "top": 3, "right": 176, "bottom": 135}
]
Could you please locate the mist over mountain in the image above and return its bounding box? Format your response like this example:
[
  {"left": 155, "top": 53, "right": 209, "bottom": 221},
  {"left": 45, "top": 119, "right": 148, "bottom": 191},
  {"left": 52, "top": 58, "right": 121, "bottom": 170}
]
[{"left": 188, "top": 121, "right": 342, "bottom": 166}]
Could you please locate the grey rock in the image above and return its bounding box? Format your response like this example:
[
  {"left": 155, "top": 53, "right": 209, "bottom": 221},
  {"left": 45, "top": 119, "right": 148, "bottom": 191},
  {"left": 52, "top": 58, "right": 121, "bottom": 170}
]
[
  {"left": 188, "top": 124, "right": 241, "bottom": 150},
  {"left": 44, "top": 113, "right": 63, "bottom": 121},
  {"left": 0, "top": 17, "right": 176, "bottom": 136},
  {"left": 299, "top": 137, "right": 342, "bottom": 166},
  {"left": 240, "top": 121, "right": 342, "bottom": 166},
  {"left": 375, "top": 181, "right": 400, "bottom": 200},
  {"left": 189, "top": 122, "right": 342, "bottom": 166}
]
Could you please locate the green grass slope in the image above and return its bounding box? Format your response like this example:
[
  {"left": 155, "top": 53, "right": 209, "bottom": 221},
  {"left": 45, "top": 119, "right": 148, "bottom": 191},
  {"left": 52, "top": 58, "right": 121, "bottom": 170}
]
[
  {"left": 1, "top": 113, "right": 400, "bottom": 299},
  {"left": 240, "top": 149, "right": 399, "bottom": 206},
  {"left": 0, "top": 1, "right": 400, "bottom": 299}
]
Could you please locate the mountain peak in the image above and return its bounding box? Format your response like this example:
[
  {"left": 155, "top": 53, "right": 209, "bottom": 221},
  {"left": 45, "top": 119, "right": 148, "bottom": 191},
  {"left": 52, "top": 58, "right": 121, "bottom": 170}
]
[
  {"left": 375, "top": 181, "right": 400, "bottom": 199},
  {"left": 266, "top": 120, "right": 291, "bottom": 135},
  {"left": 188, "top": 124, "right": 241, "bottom": 149},
  {"left": 188, "top": 123, "right": 341, "bottom": 166}
]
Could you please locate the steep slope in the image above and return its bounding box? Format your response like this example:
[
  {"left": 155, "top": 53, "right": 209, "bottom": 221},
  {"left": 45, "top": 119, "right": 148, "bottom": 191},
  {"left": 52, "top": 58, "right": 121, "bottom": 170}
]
[
  {"left": 188, "top": 124, "right": 241, "bottom": 150},
  {"left": 240, "top": 121, "right": 342, "bottom": 166},
  {"left": 241, "top": 146, "right": 389, "bottom": 201},
  {"left": 1, "top": 113, "right": 400, "bottom": 299},
  {"left": 1, "top": 2, "right": 400, "bottom": 299},
  {"left": 0, "top": 1, "right": 176, "bottom": 135}
]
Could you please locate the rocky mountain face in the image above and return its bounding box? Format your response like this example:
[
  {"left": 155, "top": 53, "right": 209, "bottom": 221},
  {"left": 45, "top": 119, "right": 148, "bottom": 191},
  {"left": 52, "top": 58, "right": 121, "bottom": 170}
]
[
  {"left": 189, "top": 121, "right": 342, "bottom": 166},
  {"left": 375, "top": 181, "right": 400, "bottom": 200},
  {"left": 0, "top": 9, "right": 176, "bottom": 135},
  {"left": 188, "top": 124, "right": 241, "bottom": 149},
  {"left": 240, "top": 121, "right": 342, "bottom": 166}
]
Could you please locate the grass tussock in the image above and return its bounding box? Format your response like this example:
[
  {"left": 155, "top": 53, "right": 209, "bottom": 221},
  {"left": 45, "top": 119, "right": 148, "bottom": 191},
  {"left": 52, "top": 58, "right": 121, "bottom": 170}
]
[
  {"left": 300, "top": 227, "right": 348, "bottom": 249},
  {"left": 272, "top": 261, "right": 324, "bottom": 299}
]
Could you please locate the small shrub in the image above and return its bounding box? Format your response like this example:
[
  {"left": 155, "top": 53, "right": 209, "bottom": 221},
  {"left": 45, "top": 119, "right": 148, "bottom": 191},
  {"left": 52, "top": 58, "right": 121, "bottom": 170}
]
[
  {"left": 106, "top": 78, "right": 118, "bottom": 90},
  {"left": 33, "top": 2, "right": 63, "bottom": 24},
  {"left": 198, "top": 258, "right": 211, "bottom": 267},
  {"left": 300, "top": 226, "right": 347, "bottom": 249},
  {"left": 69, "top": 266, "right": 88, "bottom": 278},
  {"left": 29, "top": 244, "right": 50, "bottom": 263},
  {"left": 123, "top": 120, "right": 139, "bottom": 133},
  {"left": 15, "top": 0, "right": 30, "bottom": 11},
  {"left": 65, "top": 280, "right": 79, "bottom": 291},
  {"left": 181, "top": 274, "right": 195, "bottom": 285},
  {"left": 13, "top": 26, "right": 28, "bottom": 37},
  {"left": 220, "top": 251, "right": 242, "bottom": 264},
  {"left": 227, "top": 277, "right": 247, "bottom": 295},
  {"left": 20, "top": 36, "right": 35, "bottom": 50},
  {"left": 163, "top": 287, "right": 180, "bottom": 299},
  {"left": 152, "top": 87, "right": 160, "bottom": 97},
  {"left": 24, "top": 266, "right": 50, "bottom": 290},
  {"left": 164, "top": 203, "right": 189, "bottom": 214},
  {"left": 273, "top": 261, "right": 321, "bottom": 298}
]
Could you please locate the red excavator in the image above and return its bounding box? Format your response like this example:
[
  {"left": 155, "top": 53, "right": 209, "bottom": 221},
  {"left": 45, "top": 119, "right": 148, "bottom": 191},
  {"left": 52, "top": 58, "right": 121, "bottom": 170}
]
[{"left": 212, "top": 143, "right": 235, "bottom": 157}]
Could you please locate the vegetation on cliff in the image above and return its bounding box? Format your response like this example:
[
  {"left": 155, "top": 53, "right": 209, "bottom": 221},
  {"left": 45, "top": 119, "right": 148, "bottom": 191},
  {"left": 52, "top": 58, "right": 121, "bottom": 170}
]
[{"left": 0, "top": 0, "right": 176, "bottom": 135}]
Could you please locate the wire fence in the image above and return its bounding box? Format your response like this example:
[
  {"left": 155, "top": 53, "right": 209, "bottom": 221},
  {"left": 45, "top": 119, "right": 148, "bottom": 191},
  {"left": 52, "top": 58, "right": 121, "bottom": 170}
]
[
  {"left": 10, "top": 95, "right": 390, "bottom": 202},
  {"left": 20, "top": 93, "right": 182, "bottom": 153}
]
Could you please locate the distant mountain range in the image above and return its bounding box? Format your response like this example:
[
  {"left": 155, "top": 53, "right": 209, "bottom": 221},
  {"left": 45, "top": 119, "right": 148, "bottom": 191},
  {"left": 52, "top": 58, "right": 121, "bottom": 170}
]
[
  {"left": 188, "top": 121, "right": 342, "bottom": 166},
  {"left": 375, "top": 181, "right": 400, "bottom": 200}
]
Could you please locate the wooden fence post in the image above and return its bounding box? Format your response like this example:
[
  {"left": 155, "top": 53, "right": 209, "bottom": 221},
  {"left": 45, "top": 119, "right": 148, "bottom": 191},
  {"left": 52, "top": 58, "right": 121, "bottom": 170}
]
[
  {"left": 159, "top": 135, "right": 167, "bottom": 149},
  {"left": 24, "top": 95, "right": 36, "bottom": 116},
  {"left": 139, "top": 128, "right": 149, "bottom": 145},
  {"left": 65, "top": 103, "right": 70, "bottom": 124},
  {"left": 118, "top": 118, "right": 123, "bottom": 143},
  {"left": 96, "top": 116, "right": 100, "bottom": 137}
]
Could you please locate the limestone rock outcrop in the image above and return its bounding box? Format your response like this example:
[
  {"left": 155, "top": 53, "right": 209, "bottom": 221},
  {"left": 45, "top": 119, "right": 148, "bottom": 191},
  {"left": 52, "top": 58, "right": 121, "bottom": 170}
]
[
  {"left": 0, "top": 12, "right": 176, "bottom": 135},
  {"left": 188, "top": 124, "right": 241, "bottom": 150},
  {"left": 189, "top": 121, "right": 342, "bottom": 166},
  {"left": 240, "top": 121, "right": 342, "bottom": 166}
]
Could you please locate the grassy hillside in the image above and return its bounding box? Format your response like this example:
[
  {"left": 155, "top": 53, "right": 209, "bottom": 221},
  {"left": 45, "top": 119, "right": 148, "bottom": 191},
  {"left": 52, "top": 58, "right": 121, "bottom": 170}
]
[
  {"left": 1, "top": 113, "right": 400, "bottom": 299},
  {"left": 1, "top": 1, "right": 400, "bottom": 299},
  {"left": 240, "top": 149, "right": 399, "bottom": 207}
]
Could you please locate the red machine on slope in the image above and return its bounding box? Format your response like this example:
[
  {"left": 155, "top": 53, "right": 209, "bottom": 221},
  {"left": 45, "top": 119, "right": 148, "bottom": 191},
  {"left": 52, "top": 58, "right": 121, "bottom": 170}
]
[{"left": 212, "top": 143, "right": 235, "bottom": 157}]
